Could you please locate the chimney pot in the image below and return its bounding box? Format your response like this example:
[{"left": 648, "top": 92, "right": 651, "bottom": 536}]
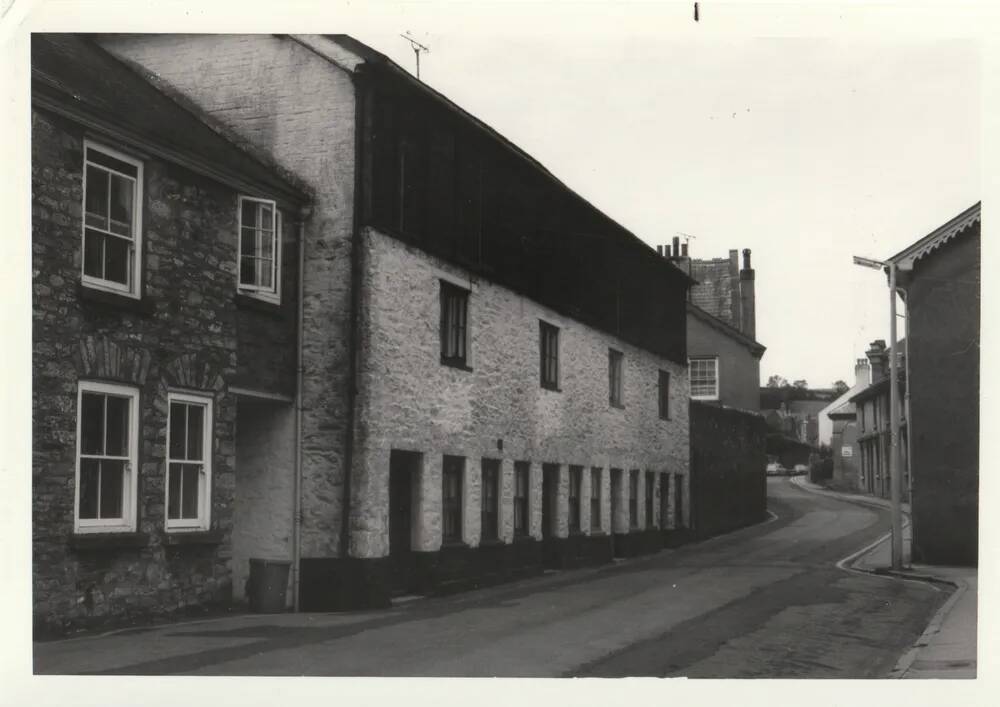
[
  {"left": 742, "top": 248, "right": 752, "bottom": 270},
  {"left": 657, "top": 245, "right": 664, "bottom": 256},
  {"left": 681, "top": 242, "right": 689, "bottom": 257},
  {"left": 672, "top": 236, "right": 681, "bottom": 258}
]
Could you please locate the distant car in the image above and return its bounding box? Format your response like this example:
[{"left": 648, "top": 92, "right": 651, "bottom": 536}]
[
  {"left": 793, "top": 464, "right": 808, "bottom": 476},
  {"left": 766, "top": 462, "right": 785, "bottom": 476}
]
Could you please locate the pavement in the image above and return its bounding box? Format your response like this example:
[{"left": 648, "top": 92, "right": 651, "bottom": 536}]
[{"left": 789, "top": 474, "right": 977, "bottom": 679}]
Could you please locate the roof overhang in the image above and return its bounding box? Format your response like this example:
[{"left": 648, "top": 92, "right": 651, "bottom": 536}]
[
  {"left": 886, "top": 201, "right": 981, "bottom": 275},
  {"left": 687, "top": 302, "right": 766, "bottom": 358}
]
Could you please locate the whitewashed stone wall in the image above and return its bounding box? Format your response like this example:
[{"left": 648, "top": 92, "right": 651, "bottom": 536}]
[{"left": 352, "top": 228, "right": 690, "bottom": 558}]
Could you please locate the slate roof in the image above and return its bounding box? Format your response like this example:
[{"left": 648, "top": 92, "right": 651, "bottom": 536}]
[
  {"left": 687, "top": 302, "right": 765, "bottom": 357},
  {"left": 31, "top": 34, "right": 310, "bottom": 206}
]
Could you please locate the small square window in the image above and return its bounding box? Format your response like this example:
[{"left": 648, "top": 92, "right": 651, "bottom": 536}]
[
  {"left": 440, "top": 281, "right": 470, "bottom": 368},
  {"left": 238, "top": 196, "right": 281, "bottom": 303},
  {"left": 81, "top": 142, "right": 143, "bottom": 298},
  {"left": 539, "top": 321, "right": 560, "bottom": 390},
  {"left": 166, "top": 392, "right": 213, "bottom": 531},
  {"left": 689, "top": 357, "right": 719, "bottom": 400}
]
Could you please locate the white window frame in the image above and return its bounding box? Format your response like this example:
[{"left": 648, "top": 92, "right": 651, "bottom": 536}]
[
  {"left": 165, "top": 391, "right": 213, "bottom": 532},
  {"left": 80, "top": 140, "right": 143, "bottom": 298},
  {"left": 689, "top": 356, "right": 720, "bottom": 400},
  {"left": 237, "top": 196, "right": 281, "bottom": 304},
  {"left": 74, "top": 381, "right": 140, "bottom": 533}
]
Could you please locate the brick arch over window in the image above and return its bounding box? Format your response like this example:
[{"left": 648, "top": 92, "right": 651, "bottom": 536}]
[
  {"left": 74, "top": 335, "right": 152, "bottom": 385},
  {"left": 161, "top": 352, "right": 226, "bottom": 394}
]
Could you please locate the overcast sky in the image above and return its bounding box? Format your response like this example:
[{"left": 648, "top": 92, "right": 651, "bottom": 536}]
[{"left": 348, "top": 22, "right": 980, "bottom": 389}]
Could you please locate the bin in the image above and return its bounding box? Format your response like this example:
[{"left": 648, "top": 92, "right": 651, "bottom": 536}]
[{"left": 246, "top": 558, "right": 291, "bottom": 613}]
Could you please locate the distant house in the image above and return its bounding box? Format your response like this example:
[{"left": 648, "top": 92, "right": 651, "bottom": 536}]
[
  {"left": 849, "top": 339, "right": 909, "bottom": 501},
  {"left": 887, "top": 202, "right": 980, "bottom": 567},
  {"left": 828, "top": 400, "right": 861, "bottom": 491},
  {"left": 818, "top": 359, "right": 871, "bottom": 447},
  {"left": 666, "top": 245, "right": 765, "bottom": 411}
]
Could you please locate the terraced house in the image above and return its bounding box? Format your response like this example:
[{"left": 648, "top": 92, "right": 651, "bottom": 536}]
[
  {"left": 31, "top": 34, "right": 311, "bottom": 635},
  {"left": 33, "top": 33, "right": 693, "bottom": 631}
]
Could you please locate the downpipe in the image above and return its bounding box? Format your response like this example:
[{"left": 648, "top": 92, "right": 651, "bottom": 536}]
[{"left": 292, "top": 210, "right": 308, "bottom": 611}]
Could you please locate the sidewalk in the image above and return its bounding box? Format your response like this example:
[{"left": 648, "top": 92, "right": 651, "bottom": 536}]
[{"left": 789, "top": 475, "right": 977, "bottom": 679}]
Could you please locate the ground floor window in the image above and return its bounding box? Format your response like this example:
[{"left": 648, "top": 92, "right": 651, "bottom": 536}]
[
  {"left": 514, "top": 462, "right": 530, "bottom": 536},
  {"left": 443, "top": 455, "right": 464, "bottom": 542},
  {"left": 629, "top": 470, "right": 639, "bottom": 529},
  {"left": 590, "top": 468, "right": 602, "bottom": 531},
  {"left": 166, "top": 392, "right": 213, "bottom": 530},
  {"left": 76, "top": 381, "right": 139, "bottom": 532},
  {"left": 481, "top": 458, "right": 500, "bottom": 541}
]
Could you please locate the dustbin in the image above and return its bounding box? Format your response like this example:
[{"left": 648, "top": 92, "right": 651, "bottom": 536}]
[{"left": 246, "top": 558, "right": 291, "bottom": 613}]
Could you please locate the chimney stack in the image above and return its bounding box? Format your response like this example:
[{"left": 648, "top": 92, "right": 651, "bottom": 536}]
[
  {"left": 866, "top": 340, "right": 888, "bottom": 383},
  {"left": 681, "top": 242, "right": 688, "bottom": 257},
  {"left": 672, "top": 236, "right": 681, "bottom": 260},
  {"left": 854, "top": 358, "right": 871, "bottom": 387},
  {"left": 738, "top": 248, "right": 756, "bottom": 339},
  {"left": 657, "top": 245, "right": 664, "bottom": 257}
]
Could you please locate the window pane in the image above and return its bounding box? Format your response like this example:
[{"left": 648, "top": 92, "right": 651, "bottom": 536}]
[
  {"left": 169, "top": 402, "right": 186, "bottom": 460},
  {"left": 80, "top": 392, "right": 104, "bottom": 455},
  {"left": 99, "top": 459, "right": 125, "bottom": 519},
  {"left": 104, "top": 395, "right": 129, "bottom": 457},
  {"left": 83, "top": 230, "right": 104, "bottom": 279},
  {"left": 240, "top": 254, "right": 257, "bottom": 286},
  {"left": 168, "top": 462, "right": 182, "bottom": 520},
  {"left": 186, "top": 403, "right": 204, "bottom": 461},
  {"left": 103, "top": 235, "right": 130, "bottom": 285},
  {"left": 88, "top": 148, "right": 138, "bottom": 178},
  {"left": 259, "top": 257, "right": 273, "bottom": 289},
  {"left": 79, "top": 458, "right": 100, "bottom": 519},
  {"left": 181, "top": 464, "right": 200, "bottom": 519},
  {"left": 109, "top": 174, "right": 134, "bottom": 237},
  {"left": 241, "top": 200, "right": 258, "bottom": 230},
  {"left": 85, "top": 165, "right": 109, "bottom": 225}
]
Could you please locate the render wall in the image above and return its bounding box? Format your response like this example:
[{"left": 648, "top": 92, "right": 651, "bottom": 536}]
[
  {"left": 687, "top": 313, "right": 761, "bottom": 411},
  {"left": 232, "top": 400, "right": 295, "bottom": 606},
  {"left": 32, "top": 109, "right": 296, "bottom": 634},
  {"left": 908, "top": 230, "right": 980, "bottom": 566},
  {"left": 351, "top": 227, "right": 691, "bottom": 559},
  {"left": 100, "top": 34, "right": 359, "bottom": 558}
]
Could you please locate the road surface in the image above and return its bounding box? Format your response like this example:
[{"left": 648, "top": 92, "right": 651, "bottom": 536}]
[{"left": 35, "top": 477, "right": 947, "bottom": 677}]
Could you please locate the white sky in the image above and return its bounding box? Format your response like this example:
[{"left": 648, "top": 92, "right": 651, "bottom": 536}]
[{"left": 350, "top": 27, "right": 980, "bottom": 389}]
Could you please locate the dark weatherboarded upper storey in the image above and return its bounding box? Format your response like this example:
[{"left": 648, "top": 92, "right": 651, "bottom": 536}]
[{"left": 335, "top": 36, "right": 692, "bottom": 365}]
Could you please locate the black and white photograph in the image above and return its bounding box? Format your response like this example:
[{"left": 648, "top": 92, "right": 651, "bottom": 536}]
[{"left": 1, "top": 0, "right": 993, "bottom": 701}]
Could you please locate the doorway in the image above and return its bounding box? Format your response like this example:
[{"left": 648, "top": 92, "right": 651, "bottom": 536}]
[{"left": 389, "top": 450, "right": 421, "bottom": 595}]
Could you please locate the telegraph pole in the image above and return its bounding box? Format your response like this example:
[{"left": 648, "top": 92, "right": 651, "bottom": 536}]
[{"left": 400, "top": 32, "right": 430, "bottom": 79}]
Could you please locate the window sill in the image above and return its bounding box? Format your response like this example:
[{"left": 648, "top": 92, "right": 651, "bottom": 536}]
[
  {"left": 541, "top": 384, "right": 562, "bottom": 393},
  {"left": 162, "top": 529, "right": 223, "bottom": 546},
  {"left": 77, "top": 283, "right": 155, "bottom": 316},
  {"left": 609, "top": 402, "right": 625, "bottom": 410},
  {"left": 69, "top": 531, "right": 148, "bottom": 550},
  {"left": 234, "top": 292, "right": 284, "bottom": 316},
  {"left": 440, "top": 358, "right": 473, "bottom": 373}
]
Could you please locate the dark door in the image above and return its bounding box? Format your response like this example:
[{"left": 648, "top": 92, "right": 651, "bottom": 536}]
[
  {"left": 389, "top": 451, "right": 417, "bottom": 595},
  {"left": 610, "top": 468, "right": 623, "bottom": 557},
  {"left": 674, "top": 473, "right": 684, "bottom": 529},
  {"left": 660, "top": 472, "right": 669, "bottom": 529}
]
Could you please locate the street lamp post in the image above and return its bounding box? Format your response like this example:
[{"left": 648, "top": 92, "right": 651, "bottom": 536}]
[{"left": 853, "top": 255, "right": 904, "bottom": 570}]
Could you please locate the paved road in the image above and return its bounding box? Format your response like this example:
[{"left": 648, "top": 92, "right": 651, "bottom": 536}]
[{"left": 34, "top": 478, "right": 948, "bottom": 677}]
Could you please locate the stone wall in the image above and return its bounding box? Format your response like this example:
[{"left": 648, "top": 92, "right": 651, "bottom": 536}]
[
  {"left": 98, "top": 33, "right": 358, "bottom": 560},
  {"left": 352, "top": 227, "right": 691, "bottom": 562},
  {"left": 689, "top": 401, "right": 767, "bottom": 539},
  {"left": 31, "top": 109, "right": 298, "bottom": 634},
  {"left": 690, "top": 255, "right": 739, "bottom": 328}
]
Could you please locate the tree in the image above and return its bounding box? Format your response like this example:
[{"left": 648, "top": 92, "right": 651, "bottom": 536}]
[
  {"left": 766, "top": 375, "right": 788, "bottom": 388},
  {"left": 793, "top": 379, "right": 808, "bottom": 389},
  {"left": 832, "top": 380, "right": 849, "bottom": 394}
]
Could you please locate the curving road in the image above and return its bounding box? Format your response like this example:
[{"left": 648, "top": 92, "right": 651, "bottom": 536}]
[{"left": 35, "top": 477, "right": 948, "bottom": 677}]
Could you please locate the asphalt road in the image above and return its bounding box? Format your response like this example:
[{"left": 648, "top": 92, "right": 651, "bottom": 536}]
[{"left": 34, "top": 477, "right": 948, "bottom": 677}]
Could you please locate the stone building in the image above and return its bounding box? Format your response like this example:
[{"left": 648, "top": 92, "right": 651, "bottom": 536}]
[
  {"left": 31, "top": 35, "right": 311, "bottom": 635},
  {"left": 818, "top": 359, "right": 871, "bottom": 448},
  {"left": 886, "top": 202, "right": 980, "bottom": 566},
  {"left": 95, "top": 34, "right": 693, "bottom": 611}
]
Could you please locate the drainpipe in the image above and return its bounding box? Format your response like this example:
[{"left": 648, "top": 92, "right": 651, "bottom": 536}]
[
  {"left": 292, "top": 208, "right": 309, "bottom": 611},
  {"left": 899, "top": 286, "right": 914, "bottom": 532}
]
